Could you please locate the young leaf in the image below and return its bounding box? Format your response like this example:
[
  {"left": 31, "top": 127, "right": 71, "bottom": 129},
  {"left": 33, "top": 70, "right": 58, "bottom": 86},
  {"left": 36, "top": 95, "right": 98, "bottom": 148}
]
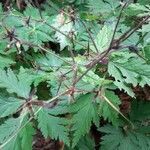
[{"left": 90, "top": 25, "right": 112, "bottom": 53}]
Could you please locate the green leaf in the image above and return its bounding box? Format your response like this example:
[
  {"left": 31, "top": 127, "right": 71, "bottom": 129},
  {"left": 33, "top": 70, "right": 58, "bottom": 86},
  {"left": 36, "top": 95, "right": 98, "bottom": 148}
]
[
  {"left": 129, "top": 3, "right": 149, "bottom": 12},
  {"left": 24, "top": 5, "right": 41, "bottom": 19},
  {"left": 0, "top": 3, "right": 2, "bottom": 15},
  {"left": 108, "top": 61, "right": 135, "bottom": 97},
  {"left": 29, "top": 25, "right": 52, "bottom": 45},
  {"left": 0, "top": 56, "right": 15, "bottom": 69},
  {"left": 143, "top": 46, "right": 150, "bottom": 61},
  {"left": 87, "top": 0, "right": 120, "bottom": 16},
  {"left": 0, "top": 97, "right": 24, "bottom": 118},
  {"left": 0, "top": 117, "right": 21, "bottom": 144},
  {"left": 98, "top": 90, "right": 121, "bottom": 125},
  {"left": 47, "top": 94, "right": 100, "bottom": 148},
  {"left": 0, "top": 113, "right": 26, "bottom": 147},
  {"left": 35, "top": 53, "right": 63, "bottom": 68},
  {"left": 126, "top": 3, "right": 150, "bottom": 17},
  {"left": 37, "top": 108, "right": 70, "bottom": 146},
  {"left": 1, "top": 1, "right": 150, "bottom": 149},
  {"left": 140, "top": 23, "right": 150, "bottom": 33},
  {"left": 19, "top": 123, "right": 35, "bottom": 150},
  {"left": 108, "top": 52, "right": 150, "bottom": 97},
  {"left": 70, "top": 66, "right": 103, "bottom": 92},
  {"left": 2, "top": 136, "right": 22, "bottom": 150},
  {"left": 3, "top": 15, "right": 23, "bottom": 27},
  {"left": 2, "top": 122, "right": 35, "bottom": 150},
  {"left": 138, "top": 0, "right": 150, "bottom": 5},
  {"left": 0, "top": 68, "right": 34, "bottom": 98},
  {"left": 52, "top": 14, "right": 75, "bottom": 50},
  {"left": 90, "top": 25, "right": 112, "bottom": 53},
  {"left": 72, "top": 94, "right": 99, "bottom": 147},
  {"left": 74, "top": 134, "right": 95, "bottom": 150},
  {"left": 48, "top": 93, "right": 97, "bottom": 115},
  {"left": 99, "top": 125, "right": 150, "bottom": 150}
]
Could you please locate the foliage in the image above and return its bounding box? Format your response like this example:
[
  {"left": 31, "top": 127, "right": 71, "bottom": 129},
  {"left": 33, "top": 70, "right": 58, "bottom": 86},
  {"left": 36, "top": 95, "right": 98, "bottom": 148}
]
[
  {"left": 37, "top": 108, "right": 70, "bottom": 146},
  {"left": 0, "top": 0, "right": 150, "bottom": 149},
  {"left": 108, "top": 52, "right": 150, "bottom": 97},
  {"left": 99, "top": 124, "right": 150, "bottom": 150},
  {"left": 99, "top": 100, "right": 150, "bottom": 150}
]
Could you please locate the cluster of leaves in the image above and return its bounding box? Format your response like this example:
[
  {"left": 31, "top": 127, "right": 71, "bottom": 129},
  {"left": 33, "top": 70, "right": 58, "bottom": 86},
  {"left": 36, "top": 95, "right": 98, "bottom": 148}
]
[{"left": 0, "top": 0, "right": 150, "bottom": 149}]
